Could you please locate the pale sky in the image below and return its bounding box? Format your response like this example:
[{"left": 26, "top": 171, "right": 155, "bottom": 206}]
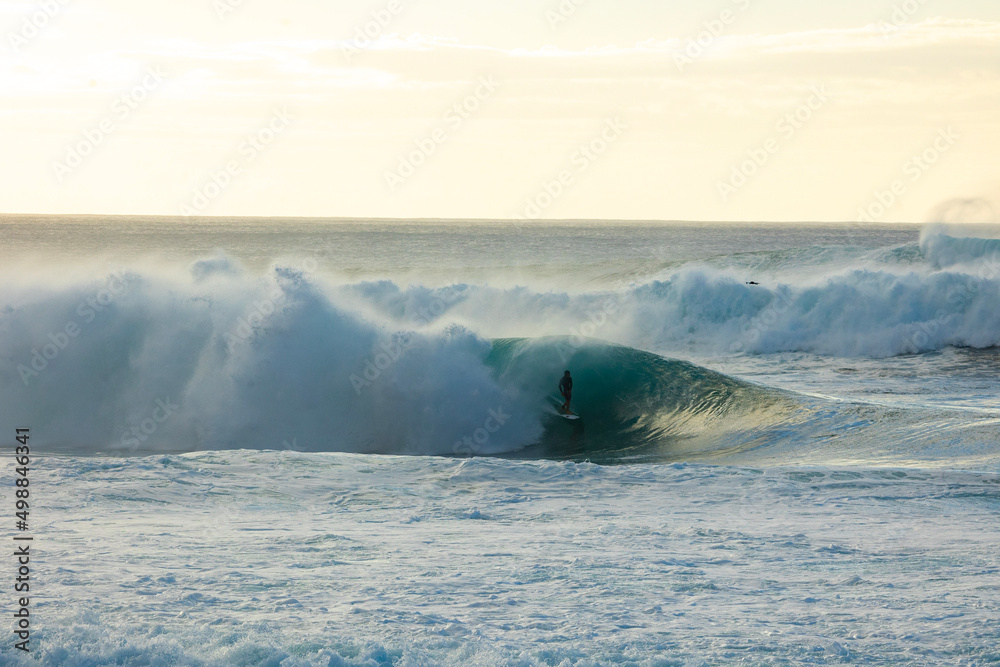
[{"left": 2, "top": 0, "right": 999, "bottom": 221}]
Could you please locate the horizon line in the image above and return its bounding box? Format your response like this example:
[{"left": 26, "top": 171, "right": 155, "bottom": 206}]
[{"left": 0, "top": 212, "right": 931, "bottom": 226}]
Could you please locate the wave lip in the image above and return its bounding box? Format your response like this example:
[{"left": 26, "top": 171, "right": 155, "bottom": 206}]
[{"left": 920, "top": 227, "right": 1000, "bottom": 268}]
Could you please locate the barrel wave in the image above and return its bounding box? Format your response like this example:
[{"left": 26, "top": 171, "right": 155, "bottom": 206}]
[
  {"left": 0, "top": 252, "right": 797, "bottom": 459},
  {"left": 4, "top": 230, "right": 1000, "bottom": 464},
  {"left": 485, "top": 337, "right": 796, "bottom": 464}
]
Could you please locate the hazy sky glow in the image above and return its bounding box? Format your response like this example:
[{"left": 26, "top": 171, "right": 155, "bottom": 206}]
[{"left": 3, "top": 0, "right": 999, "bottom": 221}]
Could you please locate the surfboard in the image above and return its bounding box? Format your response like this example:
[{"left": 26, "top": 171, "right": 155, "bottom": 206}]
[{"left": 548, "top": 394, "right": 581, "bottom": 420}]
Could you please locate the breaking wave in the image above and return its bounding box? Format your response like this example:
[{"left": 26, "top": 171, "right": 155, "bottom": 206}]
[{"left": 2, "top": 226, "right": 999, "bottom": 459}]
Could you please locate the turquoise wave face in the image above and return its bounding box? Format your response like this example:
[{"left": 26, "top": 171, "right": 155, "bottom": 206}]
[
  {"left": 485, "top": 337, "right": 797, "bottom": 464},
  {"left": 480, "top": 338, "right": 1000, "bottom": 469}
]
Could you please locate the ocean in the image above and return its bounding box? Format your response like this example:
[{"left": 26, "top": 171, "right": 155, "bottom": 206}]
[{"left": 1, "top": 216, "right": 998, "bottom": 665}]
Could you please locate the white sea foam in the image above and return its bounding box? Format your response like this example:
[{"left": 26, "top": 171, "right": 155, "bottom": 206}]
[{"left": 3, "top": 452, "right": 997, "bottom": 665}]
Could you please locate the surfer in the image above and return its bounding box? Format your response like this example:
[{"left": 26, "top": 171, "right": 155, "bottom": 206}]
[{"left": 559, "top": 370, "right": 573, "bottom": 413}]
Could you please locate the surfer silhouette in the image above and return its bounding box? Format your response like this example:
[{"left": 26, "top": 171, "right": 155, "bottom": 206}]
[{"left": 559, "top": 370, "right": 573, "bottom": 413}]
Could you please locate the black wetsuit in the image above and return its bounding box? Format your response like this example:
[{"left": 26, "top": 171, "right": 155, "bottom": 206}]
[{"left": 559, "top": 375, "right": 572, "bottom": 397}]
